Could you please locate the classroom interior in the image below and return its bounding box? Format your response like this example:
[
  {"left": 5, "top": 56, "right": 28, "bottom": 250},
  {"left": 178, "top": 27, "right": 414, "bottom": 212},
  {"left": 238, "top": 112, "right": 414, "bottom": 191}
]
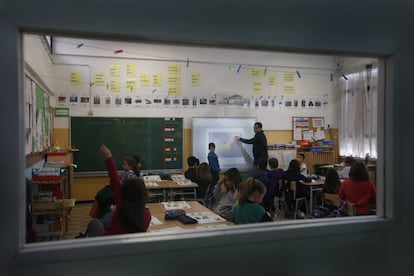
[{"left": 24, "top": 33, "right": 379, "bottom": 243}]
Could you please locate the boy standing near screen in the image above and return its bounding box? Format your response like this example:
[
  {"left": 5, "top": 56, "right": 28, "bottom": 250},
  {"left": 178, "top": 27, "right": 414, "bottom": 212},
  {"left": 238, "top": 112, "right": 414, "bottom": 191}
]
[{"left": 208, "top": 142, "right": 220, "bottom": 185}]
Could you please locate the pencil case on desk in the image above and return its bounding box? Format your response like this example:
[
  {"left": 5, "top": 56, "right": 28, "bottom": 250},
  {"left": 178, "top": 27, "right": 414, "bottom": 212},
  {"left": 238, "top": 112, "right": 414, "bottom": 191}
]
[
  {"left": 164, "top": 209, "right": 198, "bottom": 224},
  {"left": 176, "top": 214, "right": 198, "bottom": 224}
]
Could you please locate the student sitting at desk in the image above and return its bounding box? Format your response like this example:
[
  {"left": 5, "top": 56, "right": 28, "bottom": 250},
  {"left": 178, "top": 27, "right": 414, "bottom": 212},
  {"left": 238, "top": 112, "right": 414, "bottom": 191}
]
[
  {"left": 282, "top": 159, "right": 312, "bottom": 219},
  {"left": 213, "top": 168, "right": 241, "bottom": 221},
  {"left": 264, "top": 157, "right": 284, "bottom": 212},
  {"left": 296, "top": 153, "right": 307, "bottom": 175},
  {"left": 195, "top": 162, "right": 213, "bottom": 201},
  {"left": 339, "top": 161, "right": 376, "bottom": 216},
  {"left": 337, "top": 156, "right": 355, "bottom": 179},
  {"left": 184, "top": 156, "right": 199, "bottom": 182},
  {"left": 322, "top": 168, "right": 342, "bottom": 211},
  {"left": 87, "top": 145, "right": 151, "bottom": 236},
  {"left": 233, "top": 177, "right": 272, "bottom": 224}
]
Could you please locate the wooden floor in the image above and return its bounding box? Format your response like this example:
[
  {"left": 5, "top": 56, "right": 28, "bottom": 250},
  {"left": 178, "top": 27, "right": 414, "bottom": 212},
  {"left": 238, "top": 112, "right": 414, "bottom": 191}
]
[{"left": 64, "top": 203, "right": 93, "bottom": 239}]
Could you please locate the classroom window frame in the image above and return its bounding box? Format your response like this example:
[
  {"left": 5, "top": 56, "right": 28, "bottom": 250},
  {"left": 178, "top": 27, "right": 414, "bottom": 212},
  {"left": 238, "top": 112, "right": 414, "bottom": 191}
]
[{"left": 13, "top": 30, "right": 395, "bottom": 264}]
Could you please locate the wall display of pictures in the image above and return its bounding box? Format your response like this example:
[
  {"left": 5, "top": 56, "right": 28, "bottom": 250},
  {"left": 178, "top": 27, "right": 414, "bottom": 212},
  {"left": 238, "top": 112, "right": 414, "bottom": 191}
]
[
  {"left": 292, "top": 116, "right": 325, "bottom": 141},
  {"left": 65, "top": 94, "right": 327, "bottom": 110}
]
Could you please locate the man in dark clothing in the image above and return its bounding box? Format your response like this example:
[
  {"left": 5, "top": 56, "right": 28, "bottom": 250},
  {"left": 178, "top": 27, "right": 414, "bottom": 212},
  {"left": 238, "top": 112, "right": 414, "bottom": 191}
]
[{"left": 235, "top": 122, "right": 268, "bottom": 168}]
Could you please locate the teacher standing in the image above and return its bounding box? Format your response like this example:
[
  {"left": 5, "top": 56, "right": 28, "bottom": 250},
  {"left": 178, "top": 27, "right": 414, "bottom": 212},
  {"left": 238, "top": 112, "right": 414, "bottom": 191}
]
[{"left": 235, "top": 122, "right": 268, "bottom": 168}]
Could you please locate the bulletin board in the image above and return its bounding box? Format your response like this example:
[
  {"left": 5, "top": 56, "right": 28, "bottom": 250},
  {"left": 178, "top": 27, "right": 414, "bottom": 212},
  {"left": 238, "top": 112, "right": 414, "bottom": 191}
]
[{"left": 292, "top": 117, "right": 325, "bottom": 141}]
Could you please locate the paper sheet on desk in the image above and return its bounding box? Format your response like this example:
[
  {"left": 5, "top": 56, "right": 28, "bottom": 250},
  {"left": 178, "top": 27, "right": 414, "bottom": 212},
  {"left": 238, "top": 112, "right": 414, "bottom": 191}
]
[
  {"left": 186, "top": 212, "right": 226, "bottom": 224},
  {"left": 174, "top": 180, "right": 194, "bottom": 186},
  {"left": 162, "top": 201, "right": 191, "bottom": 210},
  {"left": 150, "top": 216, "right": 163, "bottom": 225},
  {"left": 145, "top": 182, "right": 159, "bottom": 188},
  {"left": 148, "top": 226, "right": 184, "bottom": 233},
  {"left": 195, "top": 224, "right": 231, "bottom": 230},
  {"left": 171, "top": 174, "right": 186, "bottom": 181},
  {"left": 143, "top": 175, "right": 161, "bottom": 182}
]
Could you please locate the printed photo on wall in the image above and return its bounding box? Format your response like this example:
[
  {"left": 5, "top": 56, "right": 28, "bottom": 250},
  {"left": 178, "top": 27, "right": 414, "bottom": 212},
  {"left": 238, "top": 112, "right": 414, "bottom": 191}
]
[
  {"left": 104, "top": 95, "right": 112, "bottom": 106},
  {"left": 285, "top": 98, "right": 293, "bottom": 108},
  {"left": 69, "top": 95, "right": 78, "bottom": 106},
  {"left": 133, "top": 96, "right": 143, "bottom": 107},
  {"left": 115, "top": 95, "right": 123, "bottom": 107},
  {"left": 93, "top": 95, "right": 101, "bottom": 106},
  {"left": 144, "top": 97, "right": 153, "bottom": 107},
  {"left": 301, "top": 99, "right": 307, "bottom": 108},
  {"left": 153, "top": 97, "right": 163, "bottom": 107},
  {"left": 192, "top": 97, "right": 197, "bottom": 107},
  {"left": 124, "top": 96, "right": 132, "bottom": 106},
  {"left": 261, "top": 97, "right": 270, "bottom": 109},
  {"left": 57, "top": 95, "right": 67, "bottom": 106},
  {"left": 308, "top": 99, "right": 314, "bottom": 108},
  {"left": 293, "top": 99, "right": 299, "bottom": 108},
  {"left": 182, "top": 97, "right": 190, "bottom": 107},
  {"left": 164, "top": 97, "right": 171, "bottom": 107},
  {"left": 199, "top": 97, "right": 208, "bottom": 107},
  {"left": 172, "top": 97, "right": 181, "bottom": 107},
  {"left": 314, "top": 98, "right": 322, "bottom": 108},
  {"left": 208, "top": 97, "right": 216, "bottom": 105},
  {"left": 80, "top": 96, "right": 90, "bottom": 106},
  {"left": 277, "top": 97, "right": 284, "bottom": 109}
]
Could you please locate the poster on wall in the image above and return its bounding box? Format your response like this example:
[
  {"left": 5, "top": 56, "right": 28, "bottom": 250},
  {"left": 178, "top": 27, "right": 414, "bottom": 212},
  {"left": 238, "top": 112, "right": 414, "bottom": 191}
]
[
  {"left": 57, "top": 94, "right": 67, "bottom": 106},
  {"left": 114, "top": 95, "right": 123, "bottom": 107},
  {"left": 124, "top": 96, "right": 133, "bottom": 107},
  {"left": 69, "top": 95, "right": 78, "bottom": 106},
  {"left": 93, "top": 95, "right": 101, "bottom": 106},
  {"left": 104, "top": 95, "right": 113, "bottom": 107},
  {"left": 133, "top": 96, "right": 144, "bottom": 107},
  {"left": 80, "top": 96, "right": 90, "bottom": 107},
  {"left": 153, "top": 96, "right": 163, "bottom": 107}
]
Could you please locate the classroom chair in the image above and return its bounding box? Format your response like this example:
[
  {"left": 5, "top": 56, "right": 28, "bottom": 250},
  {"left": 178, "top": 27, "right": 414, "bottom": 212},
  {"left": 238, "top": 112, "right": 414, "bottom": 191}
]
[
  {"left": 289, "top": 181, "right": 308, "bottom": 219},
  {"left": 322, "top": 193, "right": 356, "bottom": 216}
]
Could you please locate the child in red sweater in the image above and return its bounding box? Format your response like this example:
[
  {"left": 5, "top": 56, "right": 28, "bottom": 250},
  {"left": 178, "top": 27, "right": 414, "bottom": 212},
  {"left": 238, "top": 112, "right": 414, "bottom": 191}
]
[
  {"left": 87, "top": 145, "right": 151, "bottom": 236},
  {"left": 339, "top": 161, "right": 376, "bottom": 215}
]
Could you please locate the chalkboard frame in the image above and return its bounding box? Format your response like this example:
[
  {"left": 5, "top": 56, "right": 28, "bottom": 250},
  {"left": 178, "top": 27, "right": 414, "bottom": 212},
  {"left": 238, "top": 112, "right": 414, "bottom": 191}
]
[{"left": 70, "top": 117, "right": 183, "bottom": 173}]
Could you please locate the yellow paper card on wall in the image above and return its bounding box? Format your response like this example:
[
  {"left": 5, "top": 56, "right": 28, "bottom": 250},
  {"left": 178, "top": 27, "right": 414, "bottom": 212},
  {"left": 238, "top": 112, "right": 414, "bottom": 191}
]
[
  {"left": 253, "top": 82, "right": 263, "bottom": 94},
  {"left": 168, "top": 86, "right": 182, "bottom": 96},
  {"left": 94, "top": 72, "right": 105, "bottom": 86},
  {"left": 70, "top": 71, "right": 82, "bottom": 85},
  {"left": 284, "top": 73, "right": 295, "bottom": 82},
  {"left": 168, "top": 75, "right": 182, "bottom": 86},
  {"left": 191, "top": 73, "right": 200, "bottom": 86},
  {"left": 251, "top": 69, "right": 266, "bottom": 77},
  {"left": 268, "top": 75, "right": 277, "bottom": 87},
  {"left": 126, "top": 63, "right": 136, "bottom": 77},
  {"left": 168, "top": 64, "right": 181, "bottom": 74},
  {"left": 110, "top": 64, "right": 121, "bottom": 77},
  {"left": 153, "top": 74, "right": 162, "bottom": 87},
  {"left": 140, "top": 73, "right": 150, "bottom": 87},
  {"left": 126, "top": 79, "right": 136, "bottom": 92},
  {"left": 110, "top": 78, "right": 121, "bottom": 92},
  {"left": 284, "top": 85, "right": 295, "bottom": 93}
]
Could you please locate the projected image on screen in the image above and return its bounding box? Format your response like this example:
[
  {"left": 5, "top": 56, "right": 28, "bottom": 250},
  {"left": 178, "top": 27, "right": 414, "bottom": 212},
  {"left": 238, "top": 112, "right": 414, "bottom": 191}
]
[{"left": 192, "top": 118, "right": 255, "bottom": 171}]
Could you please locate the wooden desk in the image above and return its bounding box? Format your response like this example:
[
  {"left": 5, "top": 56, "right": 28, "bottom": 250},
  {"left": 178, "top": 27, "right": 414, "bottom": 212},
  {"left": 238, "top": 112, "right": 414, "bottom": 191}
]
[
  {"left": 145, "top": 177, "right": 198, "bottom": 201},
  {"left": 147, "top": 201, "right": 233, "bottom": 232},
  {"left": 302, "top": 179, "right": 325, "bottom": 212},
  {"left": 146, "top": 181, "right": 170, "bottom": 201},
  {"left": 165, "top": 180, "right": 198, "bottom": 201}
]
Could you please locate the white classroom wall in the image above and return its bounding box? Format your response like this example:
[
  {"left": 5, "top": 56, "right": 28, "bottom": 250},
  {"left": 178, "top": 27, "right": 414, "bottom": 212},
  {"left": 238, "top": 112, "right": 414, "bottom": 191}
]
[{"left": 26, "top": 36, "right": 339, "bottom": 130}]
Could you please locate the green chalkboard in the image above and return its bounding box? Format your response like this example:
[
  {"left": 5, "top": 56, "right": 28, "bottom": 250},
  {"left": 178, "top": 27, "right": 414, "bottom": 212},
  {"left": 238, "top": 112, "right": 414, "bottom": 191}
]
[{"left": 70, "top": 117, "right": 183, "bottom": 172}]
